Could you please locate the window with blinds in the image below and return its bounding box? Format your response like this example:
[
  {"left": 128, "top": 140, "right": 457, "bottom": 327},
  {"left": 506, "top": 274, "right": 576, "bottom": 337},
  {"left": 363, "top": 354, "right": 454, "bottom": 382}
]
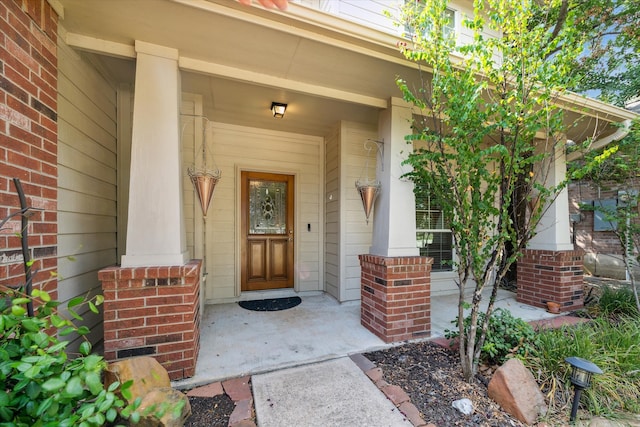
[{"left": 415, "top": 190, "right": 453, "bottom": 271}]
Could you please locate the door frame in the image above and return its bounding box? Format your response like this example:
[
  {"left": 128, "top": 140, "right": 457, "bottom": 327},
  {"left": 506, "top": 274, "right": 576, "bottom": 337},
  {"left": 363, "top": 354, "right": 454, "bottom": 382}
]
[{"left": 235, "top": 165, "right": 299, "bottom": 297}]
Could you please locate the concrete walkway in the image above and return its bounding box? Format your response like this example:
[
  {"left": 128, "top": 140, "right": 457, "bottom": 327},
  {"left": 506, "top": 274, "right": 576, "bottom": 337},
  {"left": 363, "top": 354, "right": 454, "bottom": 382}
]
[{"left": 251, "top": 357, "right": 413, "bottom": 427}]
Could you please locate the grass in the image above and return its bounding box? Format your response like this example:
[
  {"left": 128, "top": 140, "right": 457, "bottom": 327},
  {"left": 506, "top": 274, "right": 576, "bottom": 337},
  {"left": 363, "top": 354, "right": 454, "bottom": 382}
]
[
  {"left": 597, "top": 285, "right": 639, "bottom": 318},
  {"left": 526, "top": 315, "right": 640, "bottom": 419}
]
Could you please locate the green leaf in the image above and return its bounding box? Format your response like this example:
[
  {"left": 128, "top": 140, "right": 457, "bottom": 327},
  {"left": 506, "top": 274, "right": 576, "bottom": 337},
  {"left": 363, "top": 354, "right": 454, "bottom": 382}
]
[
  {"left": 77, "top": 326, "right": 90, "bottom": 335},
  {"left": 106, "top": 408, "right": 118, "bottom": 422},
  {"left": 85, "top": 372, "right": 103, "bottom": 396},
  {"left": 0, "top": 390, "right": 9, "bottom": 406},
  {"left": 80, "top": 404, "right": 95, "bottom": 420},
  {"left": 59, "top": 327, "right": 76, "bottom": 336},
  {"left": 21, "top": 318, "right": 40, "bottom": 332},
  {"left": 88, "top": 301, "right": 98, "bottom": 314},
  {"left": 26, "top": 381, "right": 41, "bottom": 399},
  {"left": 42, "top": 377, "right": 66, "bottom": 392},
  {"left": 79, "top": 341, "right": 91, "bottom": 356},
  {"left": 64, "top": 376, "right": 83, "bottom": 397},
  {"left": 12, "top": 297, "right": 31, "bottom": 305},
  {"left": 24, "top": 364, "right": 41, "bottom": 379},
  {"left": 11, "top": 305, "right": 26, "bottom": 316},
  {"left": 107, "top": 381, "right": 120, "bottom": 392},
  {"left": 50, "top": 314, "right": 66, "bottom": 328},
  {"left": 67, "top": 308, "right": 83, "bottom": 321},
  {"left": 36, "top": 396, "right": 53, "bottom": 417},
  {"left": 67, "top": 296, "right": 84, "bottom": 308}
]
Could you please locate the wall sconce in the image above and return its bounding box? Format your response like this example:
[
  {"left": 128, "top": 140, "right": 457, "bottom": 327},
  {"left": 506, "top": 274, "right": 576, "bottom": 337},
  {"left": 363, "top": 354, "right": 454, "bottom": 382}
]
[
  {"left": 271, "top": 102, "right": 287, "bottom": 118},
  {"left": 565, "top": 356, "right": 603, "bottom": 422}
]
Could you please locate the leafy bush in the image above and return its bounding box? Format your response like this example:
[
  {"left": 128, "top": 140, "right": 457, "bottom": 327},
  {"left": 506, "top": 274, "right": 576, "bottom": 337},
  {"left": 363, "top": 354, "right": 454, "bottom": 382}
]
[
  {"left": 526, "top": 317, "right": 640, "bottom": 418},
  {"left": 445, "top": 308, "right": 539, "bottom": 365},
  {"left": 597, "top": 285, "right": 639, "bottom": 318},
  {"left": 0, "top": 287, "right": 141, "bottom": 426}
]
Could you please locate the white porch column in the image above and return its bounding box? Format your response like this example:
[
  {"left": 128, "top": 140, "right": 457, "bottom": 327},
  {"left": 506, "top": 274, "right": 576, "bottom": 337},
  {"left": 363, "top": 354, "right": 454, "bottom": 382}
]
[
  {"left": 528, "top": 142, "right": 573, "bottom": 251},
  {"left": 370, "top": 97, "right": 419, "bottom": 257},
  {"left": 121, "top": 41, "right": 188, "bottom": 267}
]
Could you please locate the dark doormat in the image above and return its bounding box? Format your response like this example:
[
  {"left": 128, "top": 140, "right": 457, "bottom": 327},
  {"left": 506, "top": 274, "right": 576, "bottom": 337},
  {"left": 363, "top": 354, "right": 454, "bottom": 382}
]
[{"left": 238, "top": 296, "right": 302, "bottom": 312}]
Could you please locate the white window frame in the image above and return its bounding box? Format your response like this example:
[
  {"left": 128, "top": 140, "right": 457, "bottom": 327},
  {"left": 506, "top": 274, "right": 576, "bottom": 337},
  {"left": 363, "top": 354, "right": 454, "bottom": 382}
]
[
  {"left": 415, "top": 190, "right": 453, "bottom": 272},
  {"left": 402, "top": 2, "right": 457, "bottom": 42}
]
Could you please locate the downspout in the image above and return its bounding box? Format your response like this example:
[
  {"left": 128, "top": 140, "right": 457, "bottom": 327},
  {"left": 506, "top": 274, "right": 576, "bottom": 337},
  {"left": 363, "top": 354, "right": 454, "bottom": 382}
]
[{"left": 566, "top": 119, "right": 633, "bottom": 162}]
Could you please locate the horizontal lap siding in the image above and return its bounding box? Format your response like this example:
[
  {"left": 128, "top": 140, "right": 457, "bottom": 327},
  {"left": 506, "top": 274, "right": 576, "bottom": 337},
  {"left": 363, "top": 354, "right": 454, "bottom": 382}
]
[
  {"left": 185, "top": 122, "right": 323, "bottom": 302},
  {"left": 324, "top": 125, "right": 340, "bottom": 299},
  {"left": 341, "top": 122, "right": 377, "bottom": 301},
  {"left": 57, "top": 38, "right": 117, "bottom": 351}
]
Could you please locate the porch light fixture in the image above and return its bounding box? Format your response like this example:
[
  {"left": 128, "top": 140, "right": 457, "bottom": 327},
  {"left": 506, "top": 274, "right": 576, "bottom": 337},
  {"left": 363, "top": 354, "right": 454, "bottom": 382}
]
[
  {"left": 565, "top": 356, "right": 603, "bottom": 422},
  {"left": 271, "top": 102, "right": 287, "bottom": 118}
]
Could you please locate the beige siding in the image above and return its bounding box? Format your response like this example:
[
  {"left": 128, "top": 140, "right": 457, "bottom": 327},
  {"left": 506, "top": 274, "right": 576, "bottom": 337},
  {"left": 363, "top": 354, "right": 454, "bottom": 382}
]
[
  {"left": 57, "top": 36, "right": 118, "bottom": 350},
  {"left": 340, "top": 122, "right": 378, "bottom": 301},
  {"left": 324, "top": 125, "right": 340, "bottom": 299},
  {"left": 182, "top": 121, "right": 324, "bottom": 303}
]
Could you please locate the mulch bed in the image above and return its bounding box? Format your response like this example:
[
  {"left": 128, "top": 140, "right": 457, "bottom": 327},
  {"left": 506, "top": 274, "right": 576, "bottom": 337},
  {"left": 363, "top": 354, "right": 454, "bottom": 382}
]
[
  {"left": 185, "top": 394, "right": 235, "bottom": 427},
  {"left": 365, "top": 341, "right": 526, "bottom": 426},
  {"left": 183, "top": 341, "right": 528, "bottom": 427}
]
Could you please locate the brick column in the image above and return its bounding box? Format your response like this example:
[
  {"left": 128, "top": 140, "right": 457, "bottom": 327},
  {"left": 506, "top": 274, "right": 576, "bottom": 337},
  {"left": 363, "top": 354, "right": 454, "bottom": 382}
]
[
  {"left": 98, "top": 260, "right": 202, "bottom": 380},
  {"left": 517, "top": 249, "right": 584, "bottom": 312},
  {"left": 359, "top": 255, "right": 431, "bottom": 343}
]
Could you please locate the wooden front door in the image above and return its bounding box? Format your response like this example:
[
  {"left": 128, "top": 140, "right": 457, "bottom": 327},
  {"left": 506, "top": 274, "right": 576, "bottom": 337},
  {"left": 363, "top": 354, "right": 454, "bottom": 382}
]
[{"left": 241, "top": 171, "right": 294, "bottom": 291}]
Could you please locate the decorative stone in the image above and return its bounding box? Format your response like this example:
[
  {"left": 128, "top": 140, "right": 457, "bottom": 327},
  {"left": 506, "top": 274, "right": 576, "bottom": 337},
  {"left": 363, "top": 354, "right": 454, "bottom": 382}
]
[
  {"left": 136, "top": 387, "right": 192, "bottom": 427},
  {"left": 452, "top": 398, "right": 474, "bottom": 415},
  {"left": 105, "top": 356, "right": 170, "bottom": 402},
  {"left": 488, "top": 358, "right": 547, "bottom": 425}
]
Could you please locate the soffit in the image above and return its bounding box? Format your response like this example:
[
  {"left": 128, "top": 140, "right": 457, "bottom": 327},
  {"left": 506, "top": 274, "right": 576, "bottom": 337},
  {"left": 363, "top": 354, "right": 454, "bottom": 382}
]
[{"left": 57, "top": 0, "right": 635, "bottom": 139}]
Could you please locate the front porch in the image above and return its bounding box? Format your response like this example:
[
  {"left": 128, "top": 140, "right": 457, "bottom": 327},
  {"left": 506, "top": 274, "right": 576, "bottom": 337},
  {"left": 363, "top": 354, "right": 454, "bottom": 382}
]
[{"left": 174, "top": 288, "right": 560, "bottom": 389}]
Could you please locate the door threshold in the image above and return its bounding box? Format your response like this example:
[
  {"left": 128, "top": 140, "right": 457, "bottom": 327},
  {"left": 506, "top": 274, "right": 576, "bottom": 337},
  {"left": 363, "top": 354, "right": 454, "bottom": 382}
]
[{"left": 238, "top": 289, "right": 322, "bottom": 302}]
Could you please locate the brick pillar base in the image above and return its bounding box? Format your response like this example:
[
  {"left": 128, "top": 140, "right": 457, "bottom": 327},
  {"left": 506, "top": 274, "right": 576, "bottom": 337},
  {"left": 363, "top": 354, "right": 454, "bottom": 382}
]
[
  {"left": 359, "top": 255, "right": 431, "bottom": 343},
  {"left": 98, "top": 260, "right": 202, "bottom": 380},
  {"left": 517, "top": 249, "right": 584, "bottom": 312}
]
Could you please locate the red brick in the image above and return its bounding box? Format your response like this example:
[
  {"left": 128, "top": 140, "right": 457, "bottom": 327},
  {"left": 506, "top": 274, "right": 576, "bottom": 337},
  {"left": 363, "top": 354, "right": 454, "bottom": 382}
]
[{"left": 222, "top": 376, "right": 252, "bottom": 401}]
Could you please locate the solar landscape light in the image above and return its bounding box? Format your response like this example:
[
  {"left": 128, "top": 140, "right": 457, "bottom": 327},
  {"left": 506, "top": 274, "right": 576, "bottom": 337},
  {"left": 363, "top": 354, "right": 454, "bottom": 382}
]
[{"left": 565, "top": 356, "right": 603, "bottom": 422}]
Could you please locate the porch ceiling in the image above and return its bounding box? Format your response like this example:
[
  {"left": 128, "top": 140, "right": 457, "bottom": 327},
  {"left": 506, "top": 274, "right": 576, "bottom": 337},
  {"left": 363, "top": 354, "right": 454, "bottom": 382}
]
[
  {"left": 57, "top": 0, "right": 635, "bottom": 140},
  {"left": 57, "top": 0, "right": 409, "bottom": 136}
]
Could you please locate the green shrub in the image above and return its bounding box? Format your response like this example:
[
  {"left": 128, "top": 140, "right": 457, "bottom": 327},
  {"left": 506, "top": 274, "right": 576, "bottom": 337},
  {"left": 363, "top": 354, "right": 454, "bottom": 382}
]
[
  {"left": 445, "top": 308, "right": 539, "bottom": 365},
  {"left": 0, "top": 287, "right": 141, "bottom": 427},
  {"left": 526, "top": 316, "right": 640, "bottom": 418},
  {"left": 598, "top": 285, "right": 639, "bottom": 318}
]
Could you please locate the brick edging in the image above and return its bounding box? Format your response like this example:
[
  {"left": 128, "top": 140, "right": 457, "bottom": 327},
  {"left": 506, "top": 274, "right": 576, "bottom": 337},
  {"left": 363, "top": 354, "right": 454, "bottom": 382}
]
[
  {"left": 186, "top": 376, "right": 256, "bottom": 427},
  {"left": 350, "top": 354, "right": 434, "bottom": 427}
]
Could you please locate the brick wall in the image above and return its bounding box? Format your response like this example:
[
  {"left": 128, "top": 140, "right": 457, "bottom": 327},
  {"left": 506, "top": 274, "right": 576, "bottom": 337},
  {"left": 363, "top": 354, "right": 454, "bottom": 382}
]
[
  {"left": 98, "top": 261, "right": 202, "bottom": 381},
  {"left": 359, "top": 254, "right": 431, "bottom": 343},
  {"left": 0, "top": 0, "right": 58, "bottom": 299},
  {"left": 516, "top": 249, "right": 584, "bottom": 312}
]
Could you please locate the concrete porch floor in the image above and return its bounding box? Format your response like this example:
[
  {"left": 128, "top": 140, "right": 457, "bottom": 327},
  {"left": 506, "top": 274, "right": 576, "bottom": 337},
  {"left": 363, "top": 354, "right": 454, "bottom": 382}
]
[{"left": 174, "top": 288, "right": 559, "bottom": 389}]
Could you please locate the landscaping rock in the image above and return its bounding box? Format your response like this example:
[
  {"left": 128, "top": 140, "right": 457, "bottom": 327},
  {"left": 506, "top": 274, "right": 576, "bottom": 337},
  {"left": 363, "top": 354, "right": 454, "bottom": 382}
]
[
  {"left": 452, "top": 398, "right": 473, "bottom": 415},
  {"left": 488, "top": 358, "right": 547, "bottom": 425},
  {"left": 105, "top": 356, "right": 171, "bottom": 401},
  {"left": 136, "top": 387, "right": 191, "bottom": 427},
  {"left": 105, "top": 357, "right": 190, "bottom": 426}
]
